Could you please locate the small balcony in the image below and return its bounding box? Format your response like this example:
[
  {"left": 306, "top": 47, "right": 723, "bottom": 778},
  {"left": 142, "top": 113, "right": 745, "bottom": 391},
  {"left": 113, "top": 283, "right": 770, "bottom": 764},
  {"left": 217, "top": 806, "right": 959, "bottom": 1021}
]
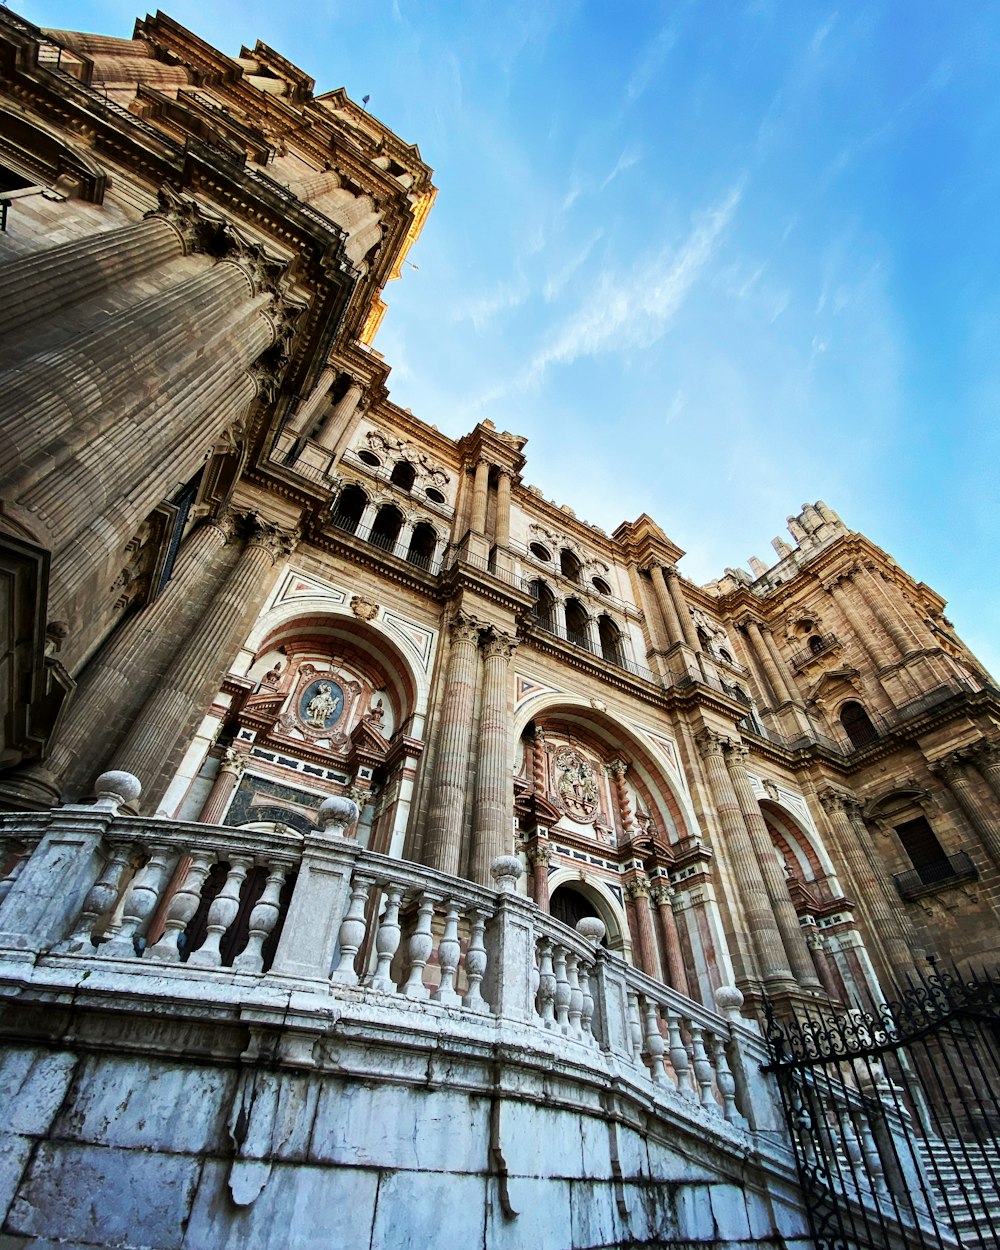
[
  {"left": 893, "top": 852, "right": 978, "bottom": 901},
  {"left": 790, "top": 632, "right": 840, "bottom": 670}
]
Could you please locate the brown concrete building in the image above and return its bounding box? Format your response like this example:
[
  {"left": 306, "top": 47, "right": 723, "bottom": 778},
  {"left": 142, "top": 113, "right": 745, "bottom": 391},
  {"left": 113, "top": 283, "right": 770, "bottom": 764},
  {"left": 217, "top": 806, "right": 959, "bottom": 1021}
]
[{"left": 1, "top": 11, "right": 999, "bottom": 1248}]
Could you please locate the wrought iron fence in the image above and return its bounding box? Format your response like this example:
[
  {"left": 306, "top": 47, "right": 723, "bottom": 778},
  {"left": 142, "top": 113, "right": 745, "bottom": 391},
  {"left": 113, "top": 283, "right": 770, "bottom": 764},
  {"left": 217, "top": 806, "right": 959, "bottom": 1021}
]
[{"left": 764, "top": 965, "right": 1000, "bottom": 1250}]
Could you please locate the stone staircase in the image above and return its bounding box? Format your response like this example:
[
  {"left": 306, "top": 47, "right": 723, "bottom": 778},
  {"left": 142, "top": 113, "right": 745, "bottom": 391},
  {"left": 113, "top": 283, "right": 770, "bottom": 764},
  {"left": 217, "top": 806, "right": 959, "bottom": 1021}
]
[{"left": 919, "top": 1138, "right": 1000, "bottom": 1249}]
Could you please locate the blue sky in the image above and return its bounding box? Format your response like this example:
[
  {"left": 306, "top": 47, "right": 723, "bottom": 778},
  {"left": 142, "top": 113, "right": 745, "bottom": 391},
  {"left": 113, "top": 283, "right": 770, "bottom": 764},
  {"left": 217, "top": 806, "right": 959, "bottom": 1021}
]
[{"left": 21, "top": 1, "right": 1000, "bottom": 675}]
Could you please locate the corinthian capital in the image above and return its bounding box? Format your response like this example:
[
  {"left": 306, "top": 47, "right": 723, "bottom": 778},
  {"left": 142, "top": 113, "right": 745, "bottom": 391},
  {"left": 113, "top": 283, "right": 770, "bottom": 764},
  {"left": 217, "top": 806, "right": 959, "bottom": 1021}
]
[
  {"left": 624, "top": 877, "right": 651, "bottom": 900},
  {"left": 695, "top": 727, "right": 730, "bottom": 760},
  {"left": 482, "top": 628, "right": 519, "bottom": 663},
  {"left": 244, "top": 514, "right": 299, "bottom": 559},
  {"left": 448, "top": 611, "right": 483, "bottom": 645}
]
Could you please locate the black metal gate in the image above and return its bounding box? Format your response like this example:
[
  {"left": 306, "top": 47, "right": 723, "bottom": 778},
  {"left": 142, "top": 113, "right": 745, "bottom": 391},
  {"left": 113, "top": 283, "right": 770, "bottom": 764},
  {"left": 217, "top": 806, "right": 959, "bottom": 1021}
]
[{"left": 763, "top": 965, "right": 1000, "bottom": 1250}]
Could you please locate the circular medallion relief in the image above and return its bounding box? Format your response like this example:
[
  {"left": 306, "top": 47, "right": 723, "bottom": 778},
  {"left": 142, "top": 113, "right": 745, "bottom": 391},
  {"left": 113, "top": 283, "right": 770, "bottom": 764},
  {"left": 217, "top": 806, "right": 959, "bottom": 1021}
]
[{"left": 300, "top": 678, "right": 345, "bottom": 731}]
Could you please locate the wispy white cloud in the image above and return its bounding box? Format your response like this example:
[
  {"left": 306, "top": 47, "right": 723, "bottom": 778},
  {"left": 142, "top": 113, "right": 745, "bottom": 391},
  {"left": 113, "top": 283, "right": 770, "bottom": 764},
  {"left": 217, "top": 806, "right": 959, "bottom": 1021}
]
[
  {"left": 542, "top": 229, "right": 604, "bottom": 302},
  {"left": 625, "top": 23, "right": 679, "bottom": 104},
  {"left": 450, "top": 275, "right": 530, "bottom": 331}
]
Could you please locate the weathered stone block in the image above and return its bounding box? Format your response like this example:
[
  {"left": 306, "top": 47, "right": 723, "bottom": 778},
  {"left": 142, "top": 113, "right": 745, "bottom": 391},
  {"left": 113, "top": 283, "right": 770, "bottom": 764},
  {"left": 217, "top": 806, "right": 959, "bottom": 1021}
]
[{"left": 370, "top": 1169, "right": 488, "bottom": 1250}]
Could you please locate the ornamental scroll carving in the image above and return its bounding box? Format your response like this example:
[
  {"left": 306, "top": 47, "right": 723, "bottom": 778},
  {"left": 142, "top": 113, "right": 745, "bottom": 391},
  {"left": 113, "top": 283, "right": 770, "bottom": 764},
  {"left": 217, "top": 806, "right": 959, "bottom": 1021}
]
[{"left": 554, "top": 745, "right": 600, "bottom": 823}]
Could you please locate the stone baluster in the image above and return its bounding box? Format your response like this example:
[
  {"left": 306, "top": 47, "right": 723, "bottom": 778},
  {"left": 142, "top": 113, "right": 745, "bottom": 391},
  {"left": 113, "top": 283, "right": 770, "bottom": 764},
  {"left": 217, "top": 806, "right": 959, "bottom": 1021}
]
[
  {"left": 641, "top": 997, "right": 667, "bottom": 1083},
  {"left": 112, "top": 517, "right": 297, "bottom": 807},
  {"left": 331, "top": 876, "right": 374, "bottom": 985},
  {"left": 469, "top": 458, "right": 490, "bottom": 534},
  {"left": 233, "top": 865, "right": 289, "bottom": 973},
  {"left": 664, "top": 566, "right": 701, "bottom": 652},
  {"left": 536, "top": 938, "right": 557, "bottom": 1028},
  {"left": 723, "top": 740, "right": 822, "bottom": 992},
  {"left": 494, "top": 467, "right": 513, "bottom": 548},
  {"left": 146, "top": 850, "right": 216, "bottom": 962},
  {"left": 0, "top": 214, "right": 186, "bottom": 337},
  {"left": 651, "top": 566, "right": 685, "bottom": 648},
  {"left": 578, "top": 959, "right": 596, "bottom": 1044},
  {"left": 285, "top": 365, "right": 336, "bottom": 437},
  {"left": 469, "top": 629, "right": 518, "bottom": 884},
  {"left": 624, "top": 877, "right": 663, "bottom": 981},
  {"left": 199, "top": 748, "right": 248, "bottom": 824},
  {"left": 365, "top": 883, "right": 404, "bottom": 993},
  {"left": 931, "top": 755, "right": 1000, "bottom": 871},
  {"left": 101, "top": 845, "right": 173, "bottom": 958},
  {"left": 462, "top": 909, "right": 488, "bottom": 1012},
  {"left": 566, "top": 952, "right": 584, "bottom": 1040},
  {"left": 433, "top": 899, "right": 462, "bottom": 1006},
  {"left": 402, "top": 892, "right": 435, "bottom": 999},
  {"left": 60, "top": 842, "right": 134, "bottom": 953},
  {"left": 650, "top": 884, "right": 690, "bottom": 998},
  {"left": 626, "top": 990, "right": 645, "bottom": 1064},
  {"left": 422, "top": 613, "right": 481, "bottom": 876},
  {"left": 187, "top": 857, "right": 253, "bottom": 967},
  {"left": 838, "top": 1107, "right": 866, "bottom": 1181},
  {"left": 315, "top": 381, "right": 364, "bottom": 453},
  {"left": 688, "top": 1022, "right": 715, "bottom": 1108},
  {"left": 696, "top": 728, "right": 791, "bottom": 990},
  {"left": 665, "top": 1008, "right": 695, "bottom": 1097},
  {"left": 709, "top": 1031, "right": 740, "bottom": 1123},
  {"left": 552, "top": 944, "right": 572, "bottom": 1033}
]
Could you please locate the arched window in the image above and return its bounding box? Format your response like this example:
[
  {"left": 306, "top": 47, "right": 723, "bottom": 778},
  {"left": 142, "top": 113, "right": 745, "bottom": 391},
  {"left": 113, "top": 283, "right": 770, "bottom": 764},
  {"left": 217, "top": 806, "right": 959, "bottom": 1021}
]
[
  {"left": 808, "top": 634, "right": 825, "bottom": 655},
  {"left": 895, "top": 816, "right": 953, "bottom": 886},
  {"left": 389, "top": 461, "right": 416, "bottom": 492},
  {"left": 549, "top": 885, "right": 607, "bottom": 945},
  {"left": 370, "top": 504, "right": 403, "bottom": 552},
  {"left": 560, "top": 548, "right": 582, "bottom": 584},
  {"left": 840, "top": 700, "right": 879, "bottom": 749},
  {"left": 406, "top": 521, "right": 437, "bottom": 569},
  {"left": 332, "top": 483, "right": 367, "bottom": 534},
  {"left": 564, "top": 597, "right": 589, "bottom": 649},
  {"left": 598, "top": 615, "right": 624, "bottom": 666},
  {"left": 529, "top": 541, "right": 552, "bottom": 563},
  {"left": 592, "top": 576, "right": 612, "bottom": 596},
  {"left": 529, "top": 580, "right": 557, "bottom": 634}
]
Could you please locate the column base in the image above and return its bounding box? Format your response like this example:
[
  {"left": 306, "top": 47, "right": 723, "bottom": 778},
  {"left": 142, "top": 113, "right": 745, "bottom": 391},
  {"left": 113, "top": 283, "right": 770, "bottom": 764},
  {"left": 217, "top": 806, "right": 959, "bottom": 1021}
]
[{"left": 0, "top": 764, "right": 61, "bottom": 812}]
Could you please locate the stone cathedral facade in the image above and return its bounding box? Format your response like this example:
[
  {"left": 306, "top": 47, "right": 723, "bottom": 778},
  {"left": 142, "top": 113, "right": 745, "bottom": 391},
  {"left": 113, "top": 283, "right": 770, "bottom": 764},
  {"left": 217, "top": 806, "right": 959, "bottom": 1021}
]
[{"left": 1, "top": 11, "right": 999, "bottom": 1250}]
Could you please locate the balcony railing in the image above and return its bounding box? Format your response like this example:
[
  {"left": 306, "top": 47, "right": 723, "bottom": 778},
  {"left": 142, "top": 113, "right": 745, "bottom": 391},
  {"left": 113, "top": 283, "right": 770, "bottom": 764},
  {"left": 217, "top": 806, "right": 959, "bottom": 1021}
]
[
  {"left": 893, "top": 852, "right": 978, "bottom": 901},
  {"left": 328, "top": 513, "right": 441, "bottom": 573},
  {"left": 790, "top": 633, "right": 839, "bottom": 670},
  {"left": 0, "top": 780, "right": 770, "bottom": 1137}
]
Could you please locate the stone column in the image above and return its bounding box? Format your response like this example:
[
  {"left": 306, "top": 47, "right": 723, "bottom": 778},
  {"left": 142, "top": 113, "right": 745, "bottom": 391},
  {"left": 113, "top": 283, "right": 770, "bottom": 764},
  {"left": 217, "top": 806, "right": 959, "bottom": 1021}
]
[
  {"left": 314, "top": 380, "right": 363, "bottom": 451},
  {"left": 8, "top": 516, "right": 237, "bottom": 807},
  {"left": 198, "top": 747, "right": 248, "bottom": 824},
  {"left": 422, "top": 613, "right": 482, "bottom": 877},
  {"left": 807, "top": 930, "right": 846, "bottom": 1001},
  {"left": 494, "top": 468, "right": 513, "bottom": 548},
  {"left": 742, "top": 619, "right": 792, "bottom": 707},
  {"left": 855, "top": 566, "right": 912, "bottom": 659},
  {"left": 652, "top": 567, "right": 685, "bottom": 647},
  {"left": 818, "top": 789, "right": 916, "bottom": 988},
  {"left": 625, "top": 877, "right": 663, "bottom": 980},
  {"left": 607, "top": 759, "right": 635, "bottom": 836},
  {"left": 971, "top": 739, "right": 1000, "bottom": 806},
  {"left": 664, "top": 567, "right": 700, "bottom": 651},
  {"left": 723, "top": 741, "right": 822, "bottom": 992},
  {"left": 357, "top": 499, "right": 380, "bottom": 536},
  {"left": 696, "top": 729, "right": 794, "bottom": 991},
  {"left": 931, "top": 755, "right": 1000, "bottom": 871},
  {"left": 759, "top": 624, "right": 802, "bottom": 704},
  {"left": 469, "top": 629, "right": 519, "bottom": 885},
  {"left": 650, "top": 883, "right": 690, "bottom": 997},
  {"left": 285, "top": 365, "right": 336, "bottom": 437},
  {"left": 825, "top": 575, "right": 883, "bottom": 671},
  {"left": 528, "top": 840, "right": 552, "bottom": 909},
  {"left": 393, "top": 519, "right": 415, "bottom": 561},
  {"left": 470, "top": 459, "right": 490, "bottom": 535},
  {"left": 584, "top": 613, "right": 601, "bottom": 656},
  {"left": 0, "top": 214, "right": 185, "bottom": 335},
  {"left": 112, "top": 516, "right": 296, "bottom": 808}
]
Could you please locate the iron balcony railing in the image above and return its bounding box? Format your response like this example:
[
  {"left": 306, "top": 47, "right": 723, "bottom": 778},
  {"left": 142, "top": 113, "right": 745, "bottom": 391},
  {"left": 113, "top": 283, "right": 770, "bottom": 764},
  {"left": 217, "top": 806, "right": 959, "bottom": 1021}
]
[
  {"left": 893, "top": 851, "right": 978, "bottom": 901},
  {"left": 789, "top": 632, "right": 839, "bottom": 670},
  {"left": 329, "top": 513, "right": 439, "bottom": 573}
]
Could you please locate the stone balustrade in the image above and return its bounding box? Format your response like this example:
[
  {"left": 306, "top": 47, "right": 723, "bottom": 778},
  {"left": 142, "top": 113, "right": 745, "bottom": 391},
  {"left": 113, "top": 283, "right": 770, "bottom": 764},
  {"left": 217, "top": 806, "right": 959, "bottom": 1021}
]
[{"left": 0, "top": 774, "right": 776, "bottom": 1144}]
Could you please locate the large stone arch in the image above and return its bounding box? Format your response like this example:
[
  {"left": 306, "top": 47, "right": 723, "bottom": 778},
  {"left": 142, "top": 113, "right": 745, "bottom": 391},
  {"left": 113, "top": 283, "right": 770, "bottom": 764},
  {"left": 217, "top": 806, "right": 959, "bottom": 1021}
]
[{"left": 759, "top": 797, "right": 841, "bottom": 888}]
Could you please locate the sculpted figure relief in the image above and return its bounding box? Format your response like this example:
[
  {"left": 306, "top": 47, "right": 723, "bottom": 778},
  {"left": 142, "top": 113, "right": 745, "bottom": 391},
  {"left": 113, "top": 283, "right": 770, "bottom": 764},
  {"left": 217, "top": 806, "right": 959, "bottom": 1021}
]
[
  {"left": 554, "top": 746, "right": 600, "bottom": 822},
  {"left": 303, "top": 680, "right": 344, "bottom": 729}
]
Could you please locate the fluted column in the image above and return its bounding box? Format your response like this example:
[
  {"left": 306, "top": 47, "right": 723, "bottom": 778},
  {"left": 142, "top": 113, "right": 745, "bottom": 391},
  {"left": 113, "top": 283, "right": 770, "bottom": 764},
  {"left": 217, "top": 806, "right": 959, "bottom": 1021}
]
[
  {"left": 529, "top": 840, "right": 552, "bottom": 909},
  {"left": 422, "top": 613, "right": 482, "bottom": 876},
  {"left": 855, "top": 565, "right": 912, "bottom": 659},
  {"left": 112, "top": 516, "right": 296, "bottom": 807},
  {"left": 494, "top": 468, "right": 513, "bottom": 548},
  {"left": 650, "top": 883, "right": 690, "bottom": 997},
  {"left": 583, "top": 613, "right": 601, "bottom": 655},
  {"left": 806, "top": 930, "right": 846, "bottom": 1001},
  {"left": 819, "top": 789, "right": 916, "bottom": 987},
  {"left": 198, "top": 747, "right": 248, "bottom": 824},
  {"left": 696, "top": 729, "right": 794, "bottom": 991},
  {"left": 470, "top": 459, "right": 490, "bottom": 534},
  {"left": 664, "top": 566, "right": 700, "bottom": 651},
  {"left": 825, "top": 575, "right": 883, "bottom": 670},
  {"left": 285, "top": 365, "right": 336, "bottom": 437},
  {"left": 742, "top": 619, "right": 792, "bottom": 707},
  {"left": 971, "top": 739, "right": 1000, "bottom": 807},
  {"left": 931, "top": 755, "right": 1000, "bottom": 870},
  {"left": 469, "top": 629, "right": 519, "bottom": 884},
  {"left": 315, "top": 380, "right": 363, "bottom": 451},
  {"left": 0, "top": 215, "right": 185, "bottom": 340},
  {"left": 759, "top": 624, "right": 801, "bottom": 704},
  {"left": 652, "top": 567, "right": 685, "bottom": 647},
  {"left": 723, "top": 741, "right": 822, "bottom": 991},
  {"left": 625, "top": 877, "right": 663, "bottom": 979}
]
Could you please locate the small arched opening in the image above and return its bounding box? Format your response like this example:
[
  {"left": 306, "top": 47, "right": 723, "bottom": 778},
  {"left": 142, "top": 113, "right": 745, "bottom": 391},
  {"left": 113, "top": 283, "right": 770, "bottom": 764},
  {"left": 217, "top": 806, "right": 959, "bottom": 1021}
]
[
  {"left": 549, "top": 883, "right": 609, "bottom": 946},
  {"left": 598, "top": 615, "right": 624, "bottom": 666},
  {"left": 559, "top": 548, "right": 582, "bottom": 583},
  {"left": 840, "top": 700, "right": 879, "bottom": 750},
  {"left": 406, "top": 521, "right": 437, "bottom": 569},
  {"left": 564, "top": 597, "right": 589, "bottom": 649},
  {"left": 529, "top": 579, "right": 558, "bottom": 634},
  {"left": 808, "top": 634, "right": 825, "bottom": 655},
  {"left": 389, "top": 460, "right": 416, "bottom": 492},
  {"left": 370, "top": 504, "right": 404, "bottom": 552},
  {"left": 332, "top": 483, "right": 367, "bottom": 534}
]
